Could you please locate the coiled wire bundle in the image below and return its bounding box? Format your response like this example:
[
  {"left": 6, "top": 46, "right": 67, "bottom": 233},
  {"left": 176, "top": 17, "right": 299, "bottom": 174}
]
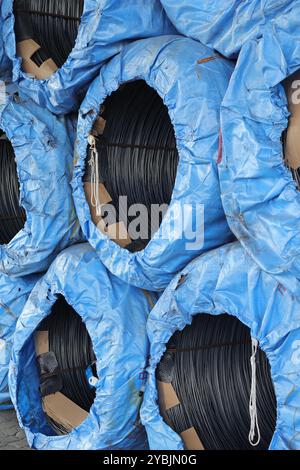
[
  {"left": 84, "top": 80, "right": 179, "bottom": 251},
  {"left": 14, "top": 0, "right": 84, "bottom": 68},
  {"left": 157, "top": 313, "right": 277, "bottom": 450},
  {"left": 39, "top": 296, "right": 96, "bottom": 434},
  {"left": 0, "top": 131, "right": 26, "bottom": 245}
]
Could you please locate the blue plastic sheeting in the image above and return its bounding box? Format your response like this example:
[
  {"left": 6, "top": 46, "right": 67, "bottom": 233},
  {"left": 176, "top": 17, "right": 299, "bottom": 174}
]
[
  {"left": 0, "top": 272, "right": 39, "bottom": 406},
  {"left": 219, "top": 10, "right": 300, "bottom": 297},
  {"left": 10, "top": 243, "right": 155, "bottom": 450},
  {"left": 0, "top": 88, "right": 82, "bottom": 277},
  {"left": 72, "top": 35, "right": 235, "bottom": 291},
  {"left": 160, "top": 0, "right": 295, "bottom": 58},
  {"left": 141, "top": 242, "right": 300, "bottom": 450},
  {"left": 1, "top": 0, "right": 176, "bottom": 114}
]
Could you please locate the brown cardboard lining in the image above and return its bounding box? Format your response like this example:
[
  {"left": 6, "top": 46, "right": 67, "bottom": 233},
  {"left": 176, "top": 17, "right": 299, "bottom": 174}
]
[
  {"left": 284, "top": 71, "right": 300, "bottom": 171},
  {"left": 35, "top": 329, "right": 89, "bottom": 433},
  {"left": 17, "top": 39, "right": 58, "bottom": 79},
  {"left": 84, "top": 115, "right": 133, "bottom": 248},
  {"left": 157, "top": 379, "right": 205, "bottom": 450}
]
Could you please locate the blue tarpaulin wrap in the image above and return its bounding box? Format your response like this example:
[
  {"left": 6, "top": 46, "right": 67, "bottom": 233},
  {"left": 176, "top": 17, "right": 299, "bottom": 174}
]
[
  {"left": 0, "top": 272, "right": 39, "bottom": 407},
  {"left": 219, "top": 10, "right": 300, "bottom": 297},
  {"left": 0, "top": 89, "right": 82, "bottom": 277},
  {"left": 1, "top": 0, "right": 176, "bottom": 114},
  {"left": 160, "top": 0, "right": 295, "bottom": 58},
  {"left": 9, "top": 243, "right": 154, "bottom": 450},
  {"left": 141, "top": 242, "right": 300, "bottom": 450},
  {"left": 72, "top": 35, "right": 235, "bottom": 291}
]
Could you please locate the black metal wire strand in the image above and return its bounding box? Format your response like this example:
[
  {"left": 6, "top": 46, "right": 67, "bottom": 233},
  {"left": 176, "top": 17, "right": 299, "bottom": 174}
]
[
  {"left": 0, "top": 132, "right": 26, "bottom": 245},
  {"left": 39, "top": 295, "right": 97, "bottom": 435},
  {"left": 14, "top": 0, "right": 84, "bottom": 69},
  {"left": 157, "top": 313, "right": 277, "bottom": 450},
  {"left": 84, "top": 80, "right": 179, "bottom": 250}
]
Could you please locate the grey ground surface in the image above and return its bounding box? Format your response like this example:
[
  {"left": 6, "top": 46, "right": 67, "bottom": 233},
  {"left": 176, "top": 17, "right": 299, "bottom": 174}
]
[{"left": 0, "top": 410, "right": 29, "bottom": 450}]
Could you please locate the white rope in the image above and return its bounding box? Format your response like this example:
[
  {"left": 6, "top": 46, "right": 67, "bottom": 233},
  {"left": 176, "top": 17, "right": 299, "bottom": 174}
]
[
  {"left": 88, "top": 135, "right": 102, "bottom": 217},
  {"left": 248, "top": 338, "right": 261, "bottom": 447}
]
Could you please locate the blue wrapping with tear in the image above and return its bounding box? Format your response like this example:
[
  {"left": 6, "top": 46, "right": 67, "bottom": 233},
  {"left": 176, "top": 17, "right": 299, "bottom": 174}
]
[
  {"left": 141, "top": 242, "right": 300, "bottom": 450},
  {"left": 72, "top": 35, "right": 235, "bottom": 291},
  {"left": 1, "top": 0, "right": 176, "bottom": 114},
  {"left": 9, "top": 243, "right": 155, "bottom": 450},
  {"left": 219, "top": 8, "right": 300, "bottom": 297},
  {"left": 160, "top": 0, "right": 295, "bottom": 58},
  {"left": 0, "top": 272, "right": 39, "bottom": 406},
  {"left": 0, "top": 87, "right": 82, "bottom": 277}
]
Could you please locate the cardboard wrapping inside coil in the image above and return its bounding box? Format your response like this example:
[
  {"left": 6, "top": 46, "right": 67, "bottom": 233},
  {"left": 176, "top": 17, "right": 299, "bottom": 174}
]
[
  {"left": 157, "top": 380, "right": 204, "bottom": 450},
  {"left": 17, "top": 39, "right": 58, "bottom": 79},
  {"left": 35, "top": 330, "right": 89, "bottom": 433},
  {"left": 284, "top": 71, "right": 300, "bottom": 171}
]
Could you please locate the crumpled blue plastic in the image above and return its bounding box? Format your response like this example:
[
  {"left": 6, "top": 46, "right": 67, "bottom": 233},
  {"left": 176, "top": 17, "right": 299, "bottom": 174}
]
[
  {"left": 0, "top": 87, "right": 82, "bottom": 277},
  {"left": 72, "top": 35, "right": 235, "bottom": 291},
  {"left": 160, "top": 0, "right": 295, "bottom": 58},
  {"left": 0, "top": 271, "right": 39, "bottom": 406},
  {"left": 141, "top": 241, "right": 300, "bottom": 450},
  {"left": 9, "top": 243, "right": 155, "bottom": 450},
  {"left": 219, "top": 9, "right": 300, "bottom": 297},
  {"left": 1, "top": 0, "right": 176, "bottom": 114}
]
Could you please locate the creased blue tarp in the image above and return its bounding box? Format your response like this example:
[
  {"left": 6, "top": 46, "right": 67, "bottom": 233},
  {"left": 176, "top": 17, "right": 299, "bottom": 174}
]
[
  {"left": 141, "top": 242, "right": 300, "bottom": 450},
  {"left": 0, "top": 87, "right": 82, "bottom": 277},
  {"left": 0, "top": 272, "right": 39, "bottom": 406},
  {"left": 219, "top": 9, "right": 300, "bottom": 297},
  {"left": 9, "top": 243, "right": 155, "bottom": 450},
  {"left": 1, "top": 0, "right": 176, "bottom": 114},
  {"left": 160, "top": 0, "right": 295, "bottom": 58},
  {"left": 72, "top": 35, "right": 235, "bottom": 291}
]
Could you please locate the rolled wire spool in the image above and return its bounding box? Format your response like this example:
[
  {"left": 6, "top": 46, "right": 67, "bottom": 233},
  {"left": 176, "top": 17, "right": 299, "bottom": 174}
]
[
  {"left": 14, "top": 0, "right": 84, "bottom": 69},
  {"left": 38, "top": 295, "right": 97, "bottom": 435},
  {"left": 157, "top": 313, "right": 277, "bottom": 450},
  {"left": 84, "top": 80, "right": 179, "bottom": 252},
  {"left": 0, "top": 131, "right": 26, "bottom": 245}
]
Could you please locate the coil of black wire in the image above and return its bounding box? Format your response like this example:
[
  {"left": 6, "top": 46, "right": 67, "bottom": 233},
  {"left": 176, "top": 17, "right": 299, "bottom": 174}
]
[
  {"left": 84, "top": 80, "right": 179, "bottom": 251},
  {"left": 157, "top": 313, "right": 277, "bottom": 450},
  {"left": 14, "top": 0, "right": 84, "bottom": 69},
  {"left": 0, "top": 131, "right": 26, "bottom": 245},
  {"left": 39, "top": 295, "right": 96, "bottom": 435}
]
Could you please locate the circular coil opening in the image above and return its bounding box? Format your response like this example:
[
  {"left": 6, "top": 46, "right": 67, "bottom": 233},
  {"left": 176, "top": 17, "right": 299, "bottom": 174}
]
[
  {"left": 83, "top": 80, "right": 180, "bottom": 252},
  {"left": 14, "top": 0, "right": 84, "bottom": 75},
  {"left": 156, "top": 313, "right": 277, "bottom": 450}
]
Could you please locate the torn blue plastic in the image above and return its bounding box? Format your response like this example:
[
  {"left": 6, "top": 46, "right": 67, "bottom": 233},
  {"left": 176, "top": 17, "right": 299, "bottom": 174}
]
[
  {"left": 160, "top": 0, "right": 295, "bottom": 58},
  {"left": 0, "top": 87, "right": 83, "bottom": 277},
  {"left": 72, "top": 35, "right": 235, "bottom": 291},
  {"left": 1, "top": 0, "right": 176, "bottom": 114},
  {"left": 0, "top": 272, "right": 39, "bottom": 406},
  {"left": 219, "top": 10, "right": 300, "bottom": 297},
  {"left": 9, "top": 243, "right": 155, "bottom": 450},
  {"left": 141, "top": 241, "right": 300, "bottom": 450}
]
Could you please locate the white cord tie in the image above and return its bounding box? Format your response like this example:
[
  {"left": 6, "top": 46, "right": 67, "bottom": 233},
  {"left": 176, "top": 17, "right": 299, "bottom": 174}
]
[
  {"left": 248, "top": 338, "right": 261, "bottom": 447},
  {"left": 88, "top": 135, "right": 101, "bottom": 217}
]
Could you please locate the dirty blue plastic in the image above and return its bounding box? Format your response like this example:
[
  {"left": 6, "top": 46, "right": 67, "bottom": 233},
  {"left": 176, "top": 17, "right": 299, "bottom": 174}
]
[
  {"left": 0, "top": 87, "right": 82, "bottom": 277},
  {"left": 1, "top": 0, "right": 176, "bottom": 114},
  {"left": 219, "top": 9, "right": 300, "bottom": 297},
  {"left": 72, "top": 35, "right": 235, "bottom": 291},
  {"left": 0, "top": 272, "right": 39, "bottom": 407},
  {"left": 160, "top": 0, "right": 295, "bottom": 58},
  {"left": 141, "top": 241, "right": 300, "bottom": 450},
  {"left": 9, "top": 243, "right": 155, "bottom": 450}
]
